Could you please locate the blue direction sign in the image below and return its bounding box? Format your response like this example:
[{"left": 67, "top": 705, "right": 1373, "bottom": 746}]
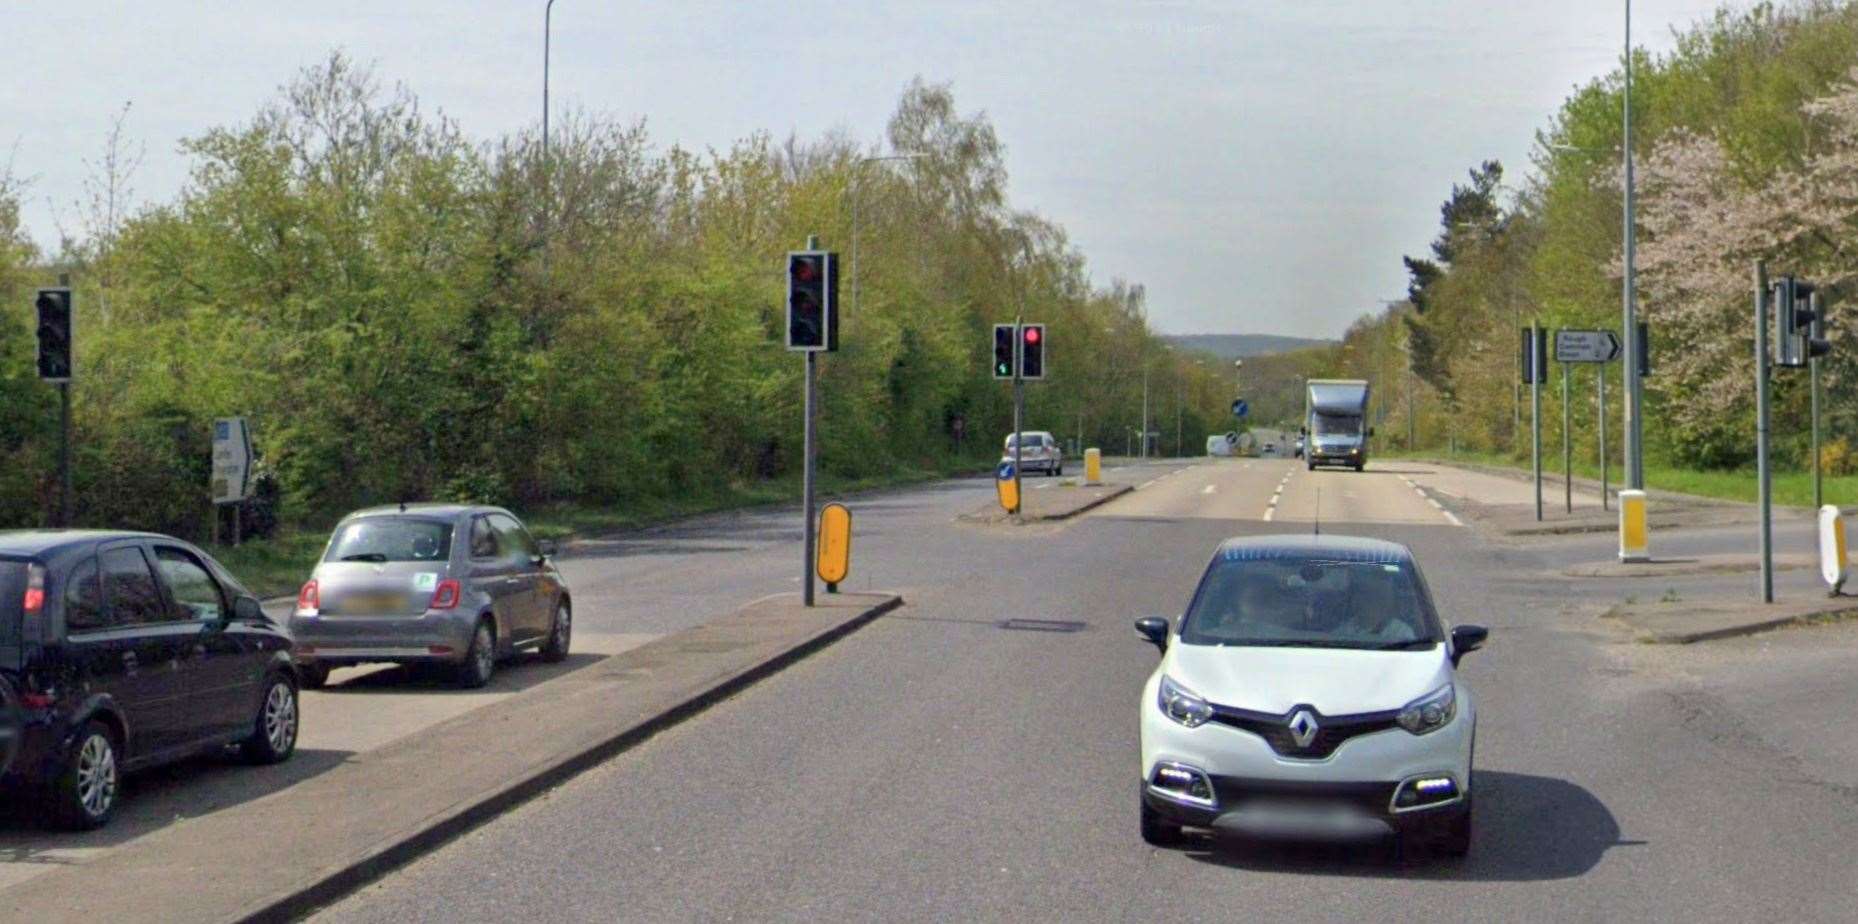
[
  {"left": 997, "top": 461, "right": 1016, "bottom": 480},
  {"left": 1231, "top": 399, "right": 1249, "bottom": 419}
]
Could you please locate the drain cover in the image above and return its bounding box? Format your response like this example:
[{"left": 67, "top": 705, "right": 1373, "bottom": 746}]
[{"left": 998, "top": 619, "right": 1087, "bottom": 633}]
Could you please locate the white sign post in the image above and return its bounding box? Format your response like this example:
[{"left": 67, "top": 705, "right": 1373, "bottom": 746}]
[{"left": 212, "top": 417, "right": 253, "bottom": 545}]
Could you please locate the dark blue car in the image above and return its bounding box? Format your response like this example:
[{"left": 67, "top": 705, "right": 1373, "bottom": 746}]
[{"left": 0, "top": 531, "right": 298, "bottom": 829}]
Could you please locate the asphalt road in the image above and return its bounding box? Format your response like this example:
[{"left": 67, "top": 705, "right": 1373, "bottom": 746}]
[{"left": 313, "top": 458, "right": 1858, "bottom": 922}]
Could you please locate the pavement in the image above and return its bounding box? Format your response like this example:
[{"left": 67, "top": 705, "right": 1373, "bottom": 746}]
[
  {"left": 959, "top": 474, "right": 1135, "bottom": 522},
  {"left": 1408, "top": 457, "right": 1803, "bottom": 536},
  {"left": 1604, "top": 594, "right": 1858, "bottom": 644},
  {"left": 0, "top": 591, "right": 900, "bottom": 923}
]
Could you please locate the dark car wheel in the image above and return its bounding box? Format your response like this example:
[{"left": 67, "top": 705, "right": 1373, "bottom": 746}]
[
  {"left": 49, "top": 720, "right": 120, "bottom": 830},
  {"left": 457, "top": 619, "right": 497, "bottom": 689},
  {"left": 298, "top": 663, "right": 330, "bottom": 690},
  {"left": 1139, "top": 797, "right": 1184, "bottom": 848},
  {"left": 242, "top": 675, "right": 300, "bottom": 765},
  {"left": 541, "top": 599, "right": 571, "bottom": 664}
]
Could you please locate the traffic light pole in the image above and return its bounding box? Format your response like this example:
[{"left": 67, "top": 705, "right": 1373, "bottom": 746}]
[
  {"left": 57, "top": 272, "right": 72, "bottom": 529},
  {"left": 59, "top": 383, "right": 71, "bottom": 528},
  {"left": 1811, "top": 290, "right": 1823, "bottom": 509},
  {"left": 1532, "top": 324, "right": 1543, "bottom": 523},
  {"left": 801, "top": 235, "right": 820, "bottom": 607},
  {"left": 1012, "top": 315, "right": 1024, "bottom": 522},
  {"left": 1756, "top": 261, "right": 1773, "bottom": 604},
  {"left": 803, "top": 349, "right": 818, "bottom": 605}
]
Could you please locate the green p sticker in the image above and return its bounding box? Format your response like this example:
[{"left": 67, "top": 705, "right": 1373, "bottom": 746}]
[{"left": 413, "top": 572, "right": 439, "bottom": 592}]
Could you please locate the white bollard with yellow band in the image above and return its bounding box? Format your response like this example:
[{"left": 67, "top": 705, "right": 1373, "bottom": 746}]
[
  {"left": 1618, "top": 489, "right": 1650, "bottom": 563},
  {"left": 1819, "top": 505, "right": 1848, "bottom": 596}
]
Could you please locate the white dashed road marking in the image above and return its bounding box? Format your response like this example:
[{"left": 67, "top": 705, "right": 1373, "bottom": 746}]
[
  {"left": 1400, "top": 475, "right": 1467, "bottom": 528},
  {"left": 1202, "top": 484, "right": 1217, "bottom": 495},
  {"left": 1262, "top": 468, "right": 1293, "bottom": 521}
]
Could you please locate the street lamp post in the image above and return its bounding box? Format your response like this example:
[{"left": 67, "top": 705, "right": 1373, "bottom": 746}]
[
  {"left": 1142, "top": 366, "right": 1150, "bottom": 459},
  {"left": 542, "top": 0, "right": 559, "bottom": 286},
  {"left": 1622, "top": 0, "right": 1643, "bottom": 490},
  {"left": 849, "top": 153, "right": 926, "bottom": 325}
]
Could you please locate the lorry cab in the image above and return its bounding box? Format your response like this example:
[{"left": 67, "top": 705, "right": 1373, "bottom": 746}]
[{"left": 1304, "top": 379, "right": 1373, "bottom": 471}]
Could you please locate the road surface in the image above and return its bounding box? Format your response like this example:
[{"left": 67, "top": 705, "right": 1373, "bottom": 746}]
[{"left": 310, "top": 458, "right": 1858, "bottom": 922}]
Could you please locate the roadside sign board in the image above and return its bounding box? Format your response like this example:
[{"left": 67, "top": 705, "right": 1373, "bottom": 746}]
[
  {"left": 1555, "top": 329, "right": 1621, "bottom": 364},
  {"left": 211, "top": 417, "right": 253, "bottom": 504},
  {"left": 1231, "top": 398, "right": 1249, "bottom": 418}
]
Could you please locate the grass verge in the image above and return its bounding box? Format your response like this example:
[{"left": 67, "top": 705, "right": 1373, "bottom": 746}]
[
  {"left": 205, "top": 461, "right": 985, "bottom": 599},
  {"left": 1395, "top": 448, "right": 1858, "bottom": 509}
]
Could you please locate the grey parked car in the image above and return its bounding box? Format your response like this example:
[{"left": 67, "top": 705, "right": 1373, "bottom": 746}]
[{"left": 289, "top": 504, "right": 571, "bottom": 689}]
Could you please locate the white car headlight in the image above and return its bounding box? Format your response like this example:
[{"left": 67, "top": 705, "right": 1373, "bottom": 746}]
[
  {"left": 1158, "top": 675, "right": 1215, "bottom": 728},
  {"left": 1396, "top": 683, "right": 1456, "bottom": 735}
]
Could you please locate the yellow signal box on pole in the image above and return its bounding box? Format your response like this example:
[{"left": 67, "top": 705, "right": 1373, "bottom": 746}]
[
  {"left": 1618, "top": 490, "right": 1649, "bottom": 563},
  {"left": 817, "top": 503, "right": 852, "bottom": 592},
  {"left": 996, "top": 461, "right": 1020, "bottom": 514}
]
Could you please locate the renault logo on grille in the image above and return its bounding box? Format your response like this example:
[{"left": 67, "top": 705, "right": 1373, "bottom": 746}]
[{"left": 1287, "top": 709, "right": 1320, "bottom": 748}]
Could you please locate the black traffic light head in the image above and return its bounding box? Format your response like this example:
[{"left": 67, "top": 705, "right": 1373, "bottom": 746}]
[
  {"left": 786, "top": 251, "right": 837, "bottom": 351},
  {"left": 1803, "top": 285, "right": 1831, "bottom": 362},
  {"left": 35, "top": 287, "right": 73, "bottom": 382},
  {"left": 1019, "top": 323, "right": 1045, "bottom": 380},
  {"left": 1520, "top": 325, "right": 1547, "bottom": 384},
  {"left": 993, "top": 324, "right": 1016, "bottom": 379},
  {"left": 1775, "top": 277, "right": 1829, "bottom": 367}
]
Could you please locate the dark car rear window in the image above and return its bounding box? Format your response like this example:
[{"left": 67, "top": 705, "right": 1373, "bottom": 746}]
[
  {"left": 0, "top": 560, "right": 27, "bottom": 644},
  {"left": 325, "top": 518, "right": 453, "bottom": 564}
]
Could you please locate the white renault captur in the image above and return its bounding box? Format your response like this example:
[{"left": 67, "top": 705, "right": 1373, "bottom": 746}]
[{"left": 1135, "top": 535, "right": 1487, "bottom": 857}]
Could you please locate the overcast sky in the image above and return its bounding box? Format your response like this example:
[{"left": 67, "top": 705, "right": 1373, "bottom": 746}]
[{"left": 3, "top": 0, "right": 1735, "bottom": 338}]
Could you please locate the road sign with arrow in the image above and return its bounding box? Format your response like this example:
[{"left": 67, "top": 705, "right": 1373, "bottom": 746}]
[{"left": 1555, "top": 329, "right": 1621, "bottom": 364}]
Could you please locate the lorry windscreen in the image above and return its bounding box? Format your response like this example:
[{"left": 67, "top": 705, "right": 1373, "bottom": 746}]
[{"left": 1312, "top": 414, "right": 1361, "bottom": 436}]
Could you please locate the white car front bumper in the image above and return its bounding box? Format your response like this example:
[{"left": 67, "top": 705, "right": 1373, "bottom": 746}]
[{"left": 1138, "top": 678, "right": 1475, "bottom": 837}]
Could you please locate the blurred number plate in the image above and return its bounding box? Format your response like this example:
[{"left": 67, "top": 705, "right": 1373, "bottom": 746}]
[{"left": 344, "top": 593, "right": 405, "bottom": 615}]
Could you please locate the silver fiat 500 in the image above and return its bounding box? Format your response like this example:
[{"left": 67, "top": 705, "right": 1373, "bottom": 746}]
[{"left": 289, "top": 504, "right": 571, "bottom": 689}]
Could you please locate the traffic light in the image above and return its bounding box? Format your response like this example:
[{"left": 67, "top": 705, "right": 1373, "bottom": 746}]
[
  {"left": 786, "top": 251, "right": 837, "bottom": 352},
  {"left": 993, "top": 324, "right": 1016, "bottom": 379},
  {"left": 1019, "top": 323, "right": 1045, "bottom": 379},
  {"left": 1777, "top": 278, "right": 1830, "bottom": 367},
  {"left": 35, "top": 287, "right": 73, "bottom": 382},
  {"left": 1520, "top": 326, "right": 1546, "bottom": 384}
]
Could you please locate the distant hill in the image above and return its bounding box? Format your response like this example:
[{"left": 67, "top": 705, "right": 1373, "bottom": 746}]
[{"left": 1162, "top": 333, "right": 1334, "bottom": 360}]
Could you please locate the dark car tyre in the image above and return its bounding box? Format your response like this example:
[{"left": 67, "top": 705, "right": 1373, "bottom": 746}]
[
  {"left": 1139, "top": 797, "right": 1184, "bottom": 848},
  {"left": 541, "top": 599, "right": 571, "bottom": 664},
  {"left": 242, "top": 674, "right": 300, "bottom": 765},
  {"left": 457, "top": 619, "right": 497, "bottom": 689},
  {"left": 49, "top": 720, "right": 120, "bottom": 830},
  {"left": 298, "top": 663, "right": 331, "bottom": 690}
]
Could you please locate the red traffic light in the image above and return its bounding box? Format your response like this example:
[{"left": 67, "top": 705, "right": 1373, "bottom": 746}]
[
  {"left": 1023, "top": 327, "right": 1040, "bottom": 344},
  {"left": 790, "top": 256, "right": 819, "bottom": 282}
]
